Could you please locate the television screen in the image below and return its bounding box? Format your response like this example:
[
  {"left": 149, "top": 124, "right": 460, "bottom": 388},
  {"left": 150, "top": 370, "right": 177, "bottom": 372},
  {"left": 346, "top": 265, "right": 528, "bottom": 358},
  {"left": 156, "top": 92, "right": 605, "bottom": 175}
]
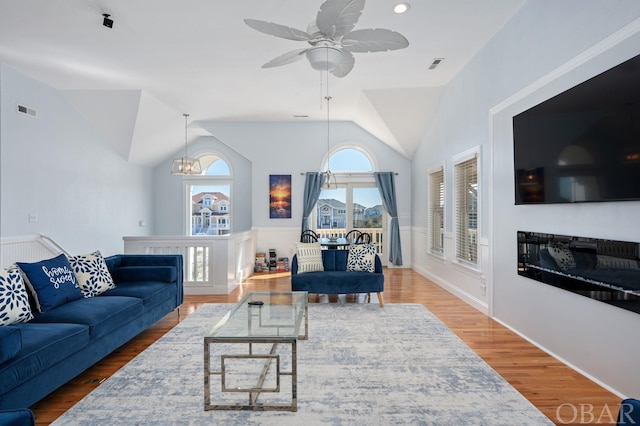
[{"left": 513, "top": 53, "right": 640, "bottom": 204}]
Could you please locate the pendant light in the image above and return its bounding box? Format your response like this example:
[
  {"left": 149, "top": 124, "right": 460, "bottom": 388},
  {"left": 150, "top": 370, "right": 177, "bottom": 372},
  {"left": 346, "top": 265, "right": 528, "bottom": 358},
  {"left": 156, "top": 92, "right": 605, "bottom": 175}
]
[
  {"left": 322, "top": 47, "right": 337, "bottom": 190},
  {"left": 171, "top": 113, "right": 202, "bottom": 176},
  {"left": 324, "top": 94, "right": 337, "bottom": 189}
]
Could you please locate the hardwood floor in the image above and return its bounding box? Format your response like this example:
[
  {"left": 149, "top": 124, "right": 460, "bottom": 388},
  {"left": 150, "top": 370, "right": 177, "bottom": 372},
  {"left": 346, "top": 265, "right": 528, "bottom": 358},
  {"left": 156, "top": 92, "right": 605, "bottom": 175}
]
[{"left": 29, "top": 268, "right": 622, "bottom": 425}]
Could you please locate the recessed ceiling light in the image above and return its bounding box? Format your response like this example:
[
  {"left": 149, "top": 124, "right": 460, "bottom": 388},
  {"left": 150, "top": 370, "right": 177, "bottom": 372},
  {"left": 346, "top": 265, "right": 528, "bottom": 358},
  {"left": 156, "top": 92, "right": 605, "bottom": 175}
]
[{"left": 393, "top": 3, "right": 410, "bottom": 14}]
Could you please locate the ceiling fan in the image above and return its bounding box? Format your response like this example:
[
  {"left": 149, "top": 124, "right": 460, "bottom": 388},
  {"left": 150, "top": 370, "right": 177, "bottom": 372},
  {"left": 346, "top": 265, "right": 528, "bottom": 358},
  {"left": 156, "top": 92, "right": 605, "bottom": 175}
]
[{"left": 244, "top": 0, "right": 409, "bottom": 78}]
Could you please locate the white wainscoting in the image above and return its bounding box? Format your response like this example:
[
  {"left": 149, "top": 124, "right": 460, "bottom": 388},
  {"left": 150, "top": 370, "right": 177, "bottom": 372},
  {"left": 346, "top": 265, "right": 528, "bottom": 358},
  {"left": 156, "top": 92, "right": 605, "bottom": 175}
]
[
  {"left": 123, "top": 230, "right": 256, "bottom": 295},
  {"left": 0, "top": 234, "right": 68, "bottom": 268},
  {"left": 411, "top": 226, "right": 490, "bottom": 314}
]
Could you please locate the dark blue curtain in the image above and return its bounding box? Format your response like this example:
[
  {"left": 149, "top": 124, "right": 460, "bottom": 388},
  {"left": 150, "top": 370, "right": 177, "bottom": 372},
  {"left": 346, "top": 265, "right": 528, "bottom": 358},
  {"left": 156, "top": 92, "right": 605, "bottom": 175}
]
[
  {"left": 301, "top": 172, "right": 326, "bottom": 232},
  {"left": 374, "top": 172, "right": 403, "bottom": 266}
]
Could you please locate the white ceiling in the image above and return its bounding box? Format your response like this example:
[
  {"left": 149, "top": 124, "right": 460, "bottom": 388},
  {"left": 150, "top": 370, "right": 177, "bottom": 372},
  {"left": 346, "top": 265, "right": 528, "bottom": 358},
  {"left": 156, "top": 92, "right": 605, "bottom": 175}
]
[{"left": 0, "top": 0, "right": 525, "bottom": 165}]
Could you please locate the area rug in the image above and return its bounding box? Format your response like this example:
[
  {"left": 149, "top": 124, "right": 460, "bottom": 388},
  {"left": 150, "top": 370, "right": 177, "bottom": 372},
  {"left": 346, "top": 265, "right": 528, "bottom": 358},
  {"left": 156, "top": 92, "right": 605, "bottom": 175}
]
[{"left": 52, "top": 303, "right": 553, "bottom": 425}]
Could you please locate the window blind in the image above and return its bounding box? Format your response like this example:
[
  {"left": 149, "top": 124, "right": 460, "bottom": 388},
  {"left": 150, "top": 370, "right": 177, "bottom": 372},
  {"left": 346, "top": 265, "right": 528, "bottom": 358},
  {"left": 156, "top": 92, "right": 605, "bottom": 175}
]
[
  {"left": 429, "top": 169, "right": 444, "bottom": 255},
  {"left": 455, "top": 157, "right": 478, "bottom": 265}
]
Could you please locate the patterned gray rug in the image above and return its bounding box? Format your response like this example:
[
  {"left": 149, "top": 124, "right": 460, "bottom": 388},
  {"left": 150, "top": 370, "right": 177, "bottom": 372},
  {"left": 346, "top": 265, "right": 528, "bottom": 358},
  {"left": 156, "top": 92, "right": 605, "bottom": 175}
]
[{"left": 52, "top": 303, "right": 553, "bottom": 425}]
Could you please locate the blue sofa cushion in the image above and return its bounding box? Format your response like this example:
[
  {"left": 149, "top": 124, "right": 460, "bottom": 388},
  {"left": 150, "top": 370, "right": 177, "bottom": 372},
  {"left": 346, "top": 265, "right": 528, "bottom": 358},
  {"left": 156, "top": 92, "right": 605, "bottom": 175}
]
[
  {"left": 28, "top": 296, "right": 143, "bottom": 340},
  {"left": 102, "top": 281, "right": 176, "bottom": 309},
  {"left": 0, "top": 408, "right": 35, "bottom": 426},
  {"left": 293, "top": 250, "right": 383, "bottom": 274},
  {"left": 292, "top": 270, "right": 384, "bottom": 294},
  {"left": 16, "top": 254, "right": 83, "bottom": 313},
  {"left": 0, "top": 323, "right": 89, "bottom": 396},
  {"left": 0, "top": 327, "right": 21, "bottom": 364},
  {"left": 114, "top": 266, "right": 177, "bottom": 283}
]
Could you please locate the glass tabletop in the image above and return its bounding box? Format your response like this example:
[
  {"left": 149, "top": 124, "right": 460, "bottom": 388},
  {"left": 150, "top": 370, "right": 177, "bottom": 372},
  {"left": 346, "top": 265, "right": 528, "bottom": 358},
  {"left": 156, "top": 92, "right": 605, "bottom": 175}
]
[{"left": 206, "top": 292, "right": 308, "bottom": 341}]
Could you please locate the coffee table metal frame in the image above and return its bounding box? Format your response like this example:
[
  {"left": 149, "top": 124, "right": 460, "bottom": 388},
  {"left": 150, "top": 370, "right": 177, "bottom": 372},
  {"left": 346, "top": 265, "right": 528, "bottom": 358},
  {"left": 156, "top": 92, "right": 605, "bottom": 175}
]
[{"left": 204, "top": 291, "right": 308, "bottom": 412}]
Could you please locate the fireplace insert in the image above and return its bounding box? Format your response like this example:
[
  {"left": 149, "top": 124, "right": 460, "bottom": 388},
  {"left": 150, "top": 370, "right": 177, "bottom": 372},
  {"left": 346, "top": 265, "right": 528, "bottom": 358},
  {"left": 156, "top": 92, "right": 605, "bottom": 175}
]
[{"left": 518, "top": 231, "right": 640, "bottom": 315}]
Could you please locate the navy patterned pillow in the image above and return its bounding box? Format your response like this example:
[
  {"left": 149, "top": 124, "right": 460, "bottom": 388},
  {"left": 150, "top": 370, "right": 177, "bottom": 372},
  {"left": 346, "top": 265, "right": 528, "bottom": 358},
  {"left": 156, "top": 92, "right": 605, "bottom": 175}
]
[
  {"left": 67, "top": 250, "right": 116, "bottom": 297},
  {"left": 17, "top": 253, "right": 83, "bottom": 313},
  {"left": 0, "top": 265, "right": 34, "bottom": 325},
  {"left": 347, "top": 243, "right": 377, "bottom": 273}
]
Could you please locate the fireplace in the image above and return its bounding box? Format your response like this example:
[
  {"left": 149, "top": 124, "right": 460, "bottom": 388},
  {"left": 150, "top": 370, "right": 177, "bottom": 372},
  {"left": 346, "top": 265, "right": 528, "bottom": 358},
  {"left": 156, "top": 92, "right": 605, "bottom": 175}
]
[{"left": 518, "top": 231, "right": 640, "bottom": 315}]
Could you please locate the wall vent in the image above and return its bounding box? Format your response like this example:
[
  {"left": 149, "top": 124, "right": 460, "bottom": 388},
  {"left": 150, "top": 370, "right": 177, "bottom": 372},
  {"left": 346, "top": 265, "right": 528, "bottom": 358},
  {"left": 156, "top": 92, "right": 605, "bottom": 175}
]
[
  {"left": 17, "top": 104, "right": 37, "bottom": 117},
  {"left": 428, "top": 58, "right": 444, "bottom": 70}
]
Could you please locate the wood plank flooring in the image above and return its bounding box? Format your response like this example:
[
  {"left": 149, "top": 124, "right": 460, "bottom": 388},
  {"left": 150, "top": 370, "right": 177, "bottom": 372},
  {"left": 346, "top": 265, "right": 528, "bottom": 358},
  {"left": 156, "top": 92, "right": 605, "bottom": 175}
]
[{"left": 29, "top": 268, "right": 622, "bottom": 425}]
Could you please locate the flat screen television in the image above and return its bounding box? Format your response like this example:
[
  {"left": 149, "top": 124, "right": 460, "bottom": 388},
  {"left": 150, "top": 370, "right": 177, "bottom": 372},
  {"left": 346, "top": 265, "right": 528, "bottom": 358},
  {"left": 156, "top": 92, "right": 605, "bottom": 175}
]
[{"left": 513, "top": 53, "right": 640, "bottom": 204}]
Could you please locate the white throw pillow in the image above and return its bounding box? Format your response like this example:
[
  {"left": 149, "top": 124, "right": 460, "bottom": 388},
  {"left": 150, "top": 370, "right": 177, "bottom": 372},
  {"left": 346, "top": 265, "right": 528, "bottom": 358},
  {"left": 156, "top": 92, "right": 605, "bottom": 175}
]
[
  {"left": 347, "top": 243, "right": 377, "bottom": 272},
  {"left": 67, "top": 250, "right": 116, "bottom": 297},
  {"left": 295, "top": 242, "right": 324, "bottom": 274},
  {"left": 0, "top": 264, "right": 34, "bottom": 325}
]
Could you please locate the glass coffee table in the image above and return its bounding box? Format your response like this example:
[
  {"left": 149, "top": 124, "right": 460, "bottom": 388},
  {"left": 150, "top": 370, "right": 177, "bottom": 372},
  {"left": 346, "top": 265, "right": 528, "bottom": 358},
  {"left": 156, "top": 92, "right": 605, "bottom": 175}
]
[{"left": 204, "top": 291, "right": 308, "bottom": 412}]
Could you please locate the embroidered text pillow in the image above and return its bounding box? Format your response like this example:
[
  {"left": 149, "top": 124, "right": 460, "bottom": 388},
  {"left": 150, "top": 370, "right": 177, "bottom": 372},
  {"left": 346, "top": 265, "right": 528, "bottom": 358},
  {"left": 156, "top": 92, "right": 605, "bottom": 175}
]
[{"left": 17, "top": 253, "right": 83, "bottom": 313}]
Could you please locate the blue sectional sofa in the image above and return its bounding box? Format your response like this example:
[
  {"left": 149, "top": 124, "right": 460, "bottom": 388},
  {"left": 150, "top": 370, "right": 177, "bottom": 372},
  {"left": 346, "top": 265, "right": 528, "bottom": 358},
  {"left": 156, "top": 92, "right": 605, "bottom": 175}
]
[
  {"left": 0, "top": 254, "right": 183, "bottom": 410},
  {"left": 291, "top": 249, "right": 384, "bottom": 306}
]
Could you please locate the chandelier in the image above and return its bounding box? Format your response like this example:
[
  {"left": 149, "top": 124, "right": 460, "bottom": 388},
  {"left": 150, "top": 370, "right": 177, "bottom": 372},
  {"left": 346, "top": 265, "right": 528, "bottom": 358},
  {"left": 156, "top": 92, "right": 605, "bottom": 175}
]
[{"left": 171, "top": 113, "right": 202, "bottom": 176}]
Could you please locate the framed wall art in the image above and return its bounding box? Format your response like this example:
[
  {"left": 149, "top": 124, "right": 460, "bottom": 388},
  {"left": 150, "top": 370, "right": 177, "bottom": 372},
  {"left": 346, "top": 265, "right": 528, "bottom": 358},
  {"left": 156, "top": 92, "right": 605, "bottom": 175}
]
[{"left": 269, "top": 174, "right": 291, "bottom": 219}]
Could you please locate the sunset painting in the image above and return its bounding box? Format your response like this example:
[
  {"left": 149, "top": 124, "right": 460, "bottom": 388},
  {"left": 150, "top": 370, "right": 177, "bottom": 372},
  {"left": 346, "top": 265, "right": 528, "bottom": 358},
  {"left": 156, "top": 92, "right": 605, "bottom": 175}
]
[{"left": 269, "top": 174, "right": 292, "bottom": 219}]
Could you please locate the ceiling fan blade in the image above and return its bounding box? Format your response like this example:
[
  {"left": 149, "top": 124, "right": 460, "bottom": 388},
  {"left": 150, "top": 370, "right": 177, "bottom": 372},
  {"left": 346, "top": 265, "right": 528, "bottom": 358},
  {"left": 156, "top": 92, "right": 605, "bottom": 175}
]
[
  {"left": 331, "top": 50, "right": 355, "bottom": 78},
  {"left": 342, "top": 28, "right": 409, "bottom": 52},
  {"left": 261, "top": 48, "right": 309, "bottom": 68},
  {"left": 316, "top": 0, "right": 365, "bottom": 39},
  {"left": 244, "top": 18, "right": 312, "bottom": 41}
]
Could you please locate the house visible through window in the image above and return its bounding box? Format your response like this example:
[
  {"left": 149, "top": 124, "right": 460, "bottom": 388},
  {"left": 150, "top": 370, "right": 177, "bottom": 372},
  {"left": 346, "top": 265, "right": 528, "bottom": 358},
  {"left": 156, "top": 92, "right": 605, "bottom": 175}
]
[
  {"left": 429, "top": 167, "right": 444, "bottom": 256},
  {"left": 315, "top": 147, "right": 385, "bottom": 254},
  {"left": 454, "top": 152, "right": 479, "bottom": 266},
  {"left": 187, "top": 155, "right": 232, "bottom": 236}
]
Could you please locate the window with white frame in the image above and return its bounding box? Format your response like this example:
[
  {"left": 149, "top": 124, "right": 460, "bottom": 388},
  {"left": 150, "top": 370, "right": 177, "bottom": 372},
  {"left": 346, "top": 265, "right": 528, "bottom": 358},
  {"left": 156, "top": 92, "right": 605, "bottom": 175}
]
[
  {"left": 186, "top": 155, "right": 232, "bottom": 236},
  {"left": 454, "top": 150, "right": 479, "bottom": 266},
  {"left": 428, "top": 167, "right": 445, "bottom": 256}
]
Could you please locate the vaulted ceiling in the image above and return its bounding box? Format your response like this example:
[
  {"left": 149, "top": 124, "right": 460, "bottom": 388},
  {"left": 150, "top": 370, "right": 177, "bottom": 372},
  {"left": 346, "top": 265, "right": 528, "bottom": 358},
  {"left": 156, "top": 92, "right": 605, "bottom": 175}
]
[{"left": 0, "top": 0, "right": 525, "bottom": 166}]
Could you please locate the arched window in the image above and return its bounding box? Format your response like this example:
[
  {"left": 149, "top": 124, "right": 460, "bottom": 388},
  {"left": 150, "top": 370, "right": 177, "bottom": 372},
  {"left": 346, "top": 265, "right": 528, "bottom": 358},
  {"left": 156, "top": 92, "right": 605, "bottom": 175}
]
[
  {"left": 185, "top": 153, "right": 232, "bottom": 236},
  {"left": 316, "top": 147, "right": 385, "bottom": 260},
  {"left": 324, "top": 148, "right": 373, "bottom": 172},
  {"left": 199, "top": 155, "right": 231, "bottom": 175}
]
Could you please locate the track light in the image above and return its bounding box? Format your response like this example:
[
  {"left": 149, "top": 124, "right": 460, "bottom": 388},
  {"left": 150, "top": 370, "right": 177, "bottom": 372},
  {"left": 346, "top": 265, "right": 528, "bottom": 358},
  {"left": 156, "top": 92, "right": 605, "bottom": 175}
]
[{"left": 102, "top": 13, "right": 113, "bottom": 29}]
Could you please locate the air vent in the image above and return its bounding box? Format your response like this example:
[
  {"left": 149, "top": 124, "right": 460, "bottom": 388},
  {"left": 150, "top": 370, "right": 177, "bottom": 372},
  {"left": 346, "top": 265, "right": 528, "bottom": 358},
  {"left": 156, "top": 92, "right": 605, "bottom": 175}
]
[
  {"left": 17, "top": 104, "right": 37, "bottom": 117},
  {"left": 428, "top": 58, "right": 444, "bottom": 70}
]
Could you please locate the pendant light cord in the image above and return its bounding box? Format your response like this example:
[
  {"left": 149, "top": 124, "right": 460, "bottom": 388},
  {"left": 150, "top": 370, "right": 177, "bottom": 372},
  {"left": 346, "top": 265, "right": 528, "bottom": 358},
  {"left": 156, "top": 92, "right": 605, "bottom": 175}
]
[{"left": 183, "top": 113, "right": 189, "bottom": 157}]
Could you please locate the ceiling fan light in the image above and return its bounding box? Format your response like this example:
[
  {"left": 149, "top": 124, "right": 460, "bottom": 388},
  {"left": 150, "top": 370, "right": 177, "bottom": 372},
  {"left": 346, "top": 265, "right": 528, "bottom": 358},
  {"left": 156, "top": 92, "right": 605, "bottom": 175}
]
[
  {"left": 306, "top": 47, "right": 342, "bottom": 71},
  {"left": 393, "top": 3, "right": 410, "bottom": 14}
]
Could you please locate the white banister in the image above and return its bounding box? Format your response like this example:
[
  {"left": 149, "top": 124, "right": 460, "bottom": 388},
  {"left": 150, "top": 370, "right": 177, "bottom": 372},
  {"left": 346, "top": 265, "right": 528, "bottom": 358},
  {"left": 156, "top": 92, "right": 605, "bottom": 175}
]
[{"left": 123, "top": 230, "right": 256, "bottom": 294}]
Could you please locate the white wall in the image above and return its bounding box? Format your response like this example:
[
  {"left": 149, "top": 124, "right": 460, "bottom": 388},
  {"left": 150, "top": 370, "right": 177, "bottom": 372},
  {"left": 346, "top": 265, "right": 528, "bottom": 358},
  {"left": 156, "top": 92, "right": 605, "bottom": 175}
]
[
  {"left": 0, "top": 65, "right": 154, "bottom": 256},
  {"left": 411, "top": 1, "right": 640, "bottom": 396}
]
